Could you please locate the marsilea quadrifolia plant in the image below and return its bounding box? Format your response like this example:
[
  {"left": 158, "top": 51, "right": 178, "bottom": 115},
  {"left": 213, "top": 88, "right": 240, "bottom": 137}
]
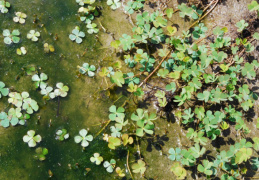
[
  {"left": 31, "top": 72, "right": 69, "bottom": 99},
  {"left": 73, "top": 0, "right": 259, "bottom": 179},
  {"left": 23, "top": 130, "right": 42, "bottom": 147},
  {"left": 0, "top": 0, "right": 259, "bottom": 179},
  {"left": 0, "top": 91, "right": 38, "bottom": 128}
]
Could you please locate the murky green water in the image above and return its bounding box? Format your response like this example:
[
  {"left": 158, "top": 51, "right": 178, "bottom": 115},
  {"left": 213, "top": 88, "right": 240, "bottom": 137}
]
[{"left": 0, "top": 0, "right": 129, "bottom": 179}]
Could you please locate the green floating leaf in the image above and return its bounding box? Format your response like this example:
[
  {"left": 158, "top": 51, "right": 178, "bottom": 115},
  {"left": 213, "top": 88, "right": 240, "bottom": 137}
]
[
  {"left": 108, "top": 137, "right": 121, "bottom": 149},
  {"left": 23, "top": 130, "right": 42, "bottom": 147},
  {"left": 197, "top": 160, "right": 214, "bottom": 176},
  {"left": 248, "top": 1, "right": 259, "bottom": 11},
  {"left": 107, "top": 0, "right": 121, "bottom": 10},
  {"left": 0, "top": 81, "right": 9, "bottom": 98},
  {"left": 34, "top": 147, "right": 48, "bottom": 161},
  {"left": 242, "top": 63, "right": 256, "bottom": 79},
  {"left": 132, "top": 160, "right": 146, "bottom": 175},
  {"left": 69, "top": 28, "right": 85, "bottom": 44},
  {"left": 90, "top": 153, "right": 103, "bottom": 165},
  {"left": 74, "top": 129, "right": 93, "bottom": 147},
  {"left": 170, "top": 162, "right": 187, "bottom": 179},
  {"left": 165, "top": 8, "right": 174, "bottom": 18},
  {"left": 235, "top": 147, "right": 252, "bottom": 164},
  {"left": 110, "top": 71, "right": 125, "bottom": 87},
  {"left": 235, "top": 19, "right": 248, "bottom": 32}
]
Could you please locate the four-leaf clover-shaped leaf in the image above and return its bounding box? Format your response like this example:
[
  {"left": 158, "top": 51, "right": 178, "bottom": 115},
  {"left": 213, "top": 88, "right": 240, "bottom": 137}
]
[
  {"left": 78, "top": 63, "right": 96, "bottom": 77},
  {"left": 197, "top": 160, "right": 214, "bottom": 176},
  {"left": 13, "top": 12, "right": 27, "bottom": 24},
  {"left": 34, "top": 147, "right": 48, "bottom": 161},
  {"left": 23, "top": 130, "right": 42, "bottom": 147},
  {"left": 107, "top": 0, "right": 121, "bottom": 10},
  {"left": 54, "top": 83, "right": 69, "bottom": 97},
  {"left": 90, "top": 153, "right": 103, "bottom": 165},
  {"left": 0, "top": 0, "right": 10, "bottom": 13},
  {"left": 109, "top": 105, "right": 125, "bottom": 121},
  {"left": 69, "top": 28, "right": 85, "bottom": 43},
  {"left": 236, "top": 19, "right": 248, "bottom": 32},
  {"left": 86, "top": 23, "right": 99, "bottom": 34},
  {"left": 132, "top": 160, "right": 146, "bottom": 175},
  {"left": 27, "top": 30, "right": 40, "bottom": 41},
  {"left": 74, "top": 129, "right": 93, "bottom": 147},
  {"left": 169, "top": 147, "right": 182, "bottom": 161},
  {"left": 56, "top": 129, "right": 69, "bottom": 141},
  {"left": 103, "top": 159, "right": 116, "bottom": 173},
  {"left": 110, "top": 71, "right": 125, "bottom": 87},
  {"left": 32, "top": 73, "right": 48, "bottom": 88},
  {"left": 3, "top": 29, "right": 20, "bottom": 44},
  {"left": 110, "top": 126, "right": 122, "bottom": 137}
]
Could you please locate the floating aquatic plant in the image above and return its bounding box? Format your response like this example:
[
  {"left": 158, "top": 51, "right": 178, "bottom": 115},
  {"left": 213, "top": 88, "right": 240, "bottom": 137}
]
[
  {"left": 103, "top": 159, "right": 116, "bottom": 173},
  {"left": 76, "top": 0, "right": 95, "bottom": 6},
  {"left": 16, "top": 47, "right": 27, "bottom": 55},
  {"left": 107, "top": 0, "right": 121, "bottom": 10},
  {"left": 23, "top": 130, "right": 42, "bottom": 147},
  {"left": 3, "top": 29, "right": 20, "bottom": 44},
  {"left": 78, "top": 6, "right": 99, "bottom": 24},
  {"left": 121, "top": 134, "right": 133, "bottom": 146},
  {"left": 8, "top": 92, "right": 23, "bottom": 107},
  {"left": 90, "top": 153, "right": 103, "bottom": 165},
  {"left": 86, "top": 23, "right": 99, "bottom": 34},
  {"left": 99, "top": 67, "right": 115, "bottom": 77},
  {"left": 43, "top": 43, "right": 55, "bottom": 53},
  {"left": 108, "top": 137, "right": 121, "bottom": 150},
  {"left": 32, "top": 73, "right": 48, "bottom": 88},
  {"left": 22, "top": 96, "right": 39, "bottom": 114},
  {"left": 74, "top": 129, "right": 93, "bottom": 147},
  {"left": 54, "top": 83, "right": 69, "bottom": 97},
  {"left": 8, "top": 91, "right": 39, "bottom": 114},
  {"left": 132, "top": 160, "right": 146, "bottom": 175},
  {"left": 0, "top": 111, "right": 19, "bottom": 128},
  {"left": 69, "top": 27, "right": 85, "bottom": 44},
  {"left": 0, "top": 0, "right": 10, "bottom": 13},
  {"left": 110, "top": 126, "right": 122, "bottom": 137},
  {"left": 27, "top": 30, "right": 40, "bottom": 42},
  {"left": 13, "top": 12, "right": 27, "bottom": 24},
  {"left": 8, "top": 107, "right": 22, "bottom": 120},
  {"left": 40, "top": 84, "right": 55, "bottom": 99},
  {"left": 115, "top": 167, "right": 125, "bottom": 177},
  {"left": 78, "top": 63, "right": 96, "bottom": 77},
  {"left": 17, "top": 113, "right": 30, "bottom": 126},
  {"left": 236, "top": 19, "right": 248, "bottom": 32},
  {"left": 108, "top": 105, "right": 125, "bottom": 121},
  {"left": 124, "top": 0, "right": 145, "bottom": 14},
  {"left": 0, "top": 81, "right": 9, "bottom": 98},
  {"left": 55, "top": 129, "right": 69, "bottom": 141},
  {"left": 34, "top": 147, "right": 48, "bottom": 161}
]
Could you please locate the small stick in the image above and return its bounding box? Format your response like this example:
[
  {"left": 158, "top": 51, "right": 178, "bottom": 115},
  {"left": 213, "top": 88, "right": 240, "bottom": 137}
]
[
  {"left": 192, "top": 34, "right": 212, "bottom": 46},
  {"left": 188, "top": 0, "right": 219, "bottom": 30},
  {"left": 139, "top": 50, "right": 172, "bottom": 87}
]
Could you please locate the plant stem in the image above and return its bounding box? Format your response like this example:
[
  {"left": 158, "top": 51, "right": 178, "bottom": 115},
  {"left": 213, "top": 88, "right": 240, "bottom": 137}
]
[
  {"left": 57, "top": 96, "right": 60, "bottom": 117},
  {"left": 127, "top": 150, "right": 134, "bottom": 180},
  {"left": 94, "top": 120, "right": 111, "bottom": 138},
  {"left": 136, "top": 136, "right": 142, "bottom": 158}
]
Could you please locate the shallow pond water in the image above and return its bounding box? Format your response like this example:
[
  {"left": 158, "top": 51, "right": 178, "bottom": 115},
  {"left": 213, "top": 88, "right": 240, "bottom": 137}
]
[{"left": 0, "top": 0, "right": 130, "bottom": 179}]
